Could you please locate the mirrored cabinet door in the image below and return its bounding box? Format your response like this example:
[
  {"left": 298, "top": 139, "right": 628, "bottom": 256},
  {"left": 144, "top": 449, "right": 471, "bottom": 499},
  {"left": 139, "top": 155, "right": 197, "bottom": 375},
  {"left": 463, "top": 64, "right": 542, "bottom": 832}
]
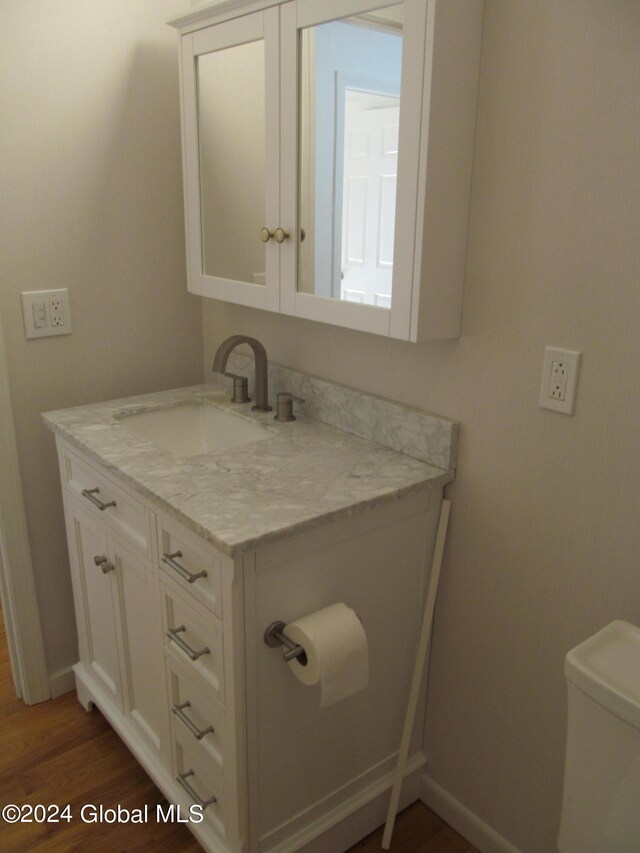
[
  {"left": 278, "top": 0, "right": 483, "bottom": 341},
  {"left": 180, "top": 10, "right": 281, "bottom": 310},
  {"left": 280, "top": 0, "right": 411, "bottom": 336}
]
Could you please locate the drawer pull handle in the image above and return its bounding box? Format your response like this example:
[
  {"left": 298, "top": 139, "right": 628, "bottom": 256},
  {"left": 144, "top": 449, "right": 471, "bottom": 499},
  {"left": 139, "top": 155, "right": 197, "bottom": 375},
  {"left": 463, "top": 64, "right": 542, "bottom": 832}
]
[
  {"left": 93, "top": 555, "right": 115, "bottom": 574},
  {"left": 166, "top": 625, "right": 210, "bottom": 661},
  {"left": 82, "top": 488, "right": 116, "bottom": 511},
  {"left": 162, "top": 551, "right": 207, "bottom": 584},
  {"left": 172, "top": 701, "right": 215, "bottom": 740},
  {"left": 176, "top": 770, "right": 217, "bottom": 809}
]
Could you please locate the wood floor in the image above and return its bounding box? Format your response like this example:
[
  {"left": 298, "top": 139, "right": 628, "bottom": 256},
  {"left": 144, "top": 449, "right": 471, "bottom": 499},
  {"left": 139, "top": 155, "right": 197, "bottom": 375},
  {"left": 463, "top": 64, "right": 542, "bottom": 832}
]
[{"left": 0, "top": 611, "right": 477, "bottom": 852}]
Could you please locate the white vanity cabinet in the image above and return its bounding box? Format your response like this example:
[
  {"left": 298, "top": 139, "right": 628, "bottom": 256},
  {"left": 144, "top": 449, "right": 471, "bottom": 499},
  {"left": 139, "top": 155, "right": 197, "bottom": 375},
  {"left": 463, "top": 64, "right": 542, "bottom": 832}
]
[
  {"left": 170, "top": 0, "right": 483, "bottom": 341},
  {"left": 58, "top": 439, "right": 248, "bottom": 851},
  {"left": 59, "top": 447, "right": 170, "bottom": 766},
  {"left": 54, "top": 434, "right": 444, "bottom": 853}
]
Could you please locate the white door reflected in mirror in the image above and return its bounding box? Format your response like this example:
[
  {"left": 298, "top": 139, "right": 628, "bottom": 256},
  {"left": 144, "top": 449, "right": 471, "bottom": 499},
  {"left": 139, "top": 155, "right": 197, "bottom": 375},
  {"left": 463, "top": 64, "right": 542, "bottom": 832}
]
[
  {"left": 298, "top": 5, "right": 404, "bottom": 309},
  {"left": 341, "top": 91, "right": 399, "bottom": 306}
]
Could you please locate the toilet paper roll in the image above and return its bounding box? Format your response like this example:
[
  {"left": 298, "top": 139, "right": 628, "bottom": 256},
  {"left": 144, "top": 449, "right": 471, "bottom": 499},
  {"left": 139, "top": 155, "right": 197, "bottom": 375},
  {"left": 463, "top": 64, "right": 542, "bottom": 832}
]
[{"left": 283, "top": 603, "right": 368, "bottom": 708}]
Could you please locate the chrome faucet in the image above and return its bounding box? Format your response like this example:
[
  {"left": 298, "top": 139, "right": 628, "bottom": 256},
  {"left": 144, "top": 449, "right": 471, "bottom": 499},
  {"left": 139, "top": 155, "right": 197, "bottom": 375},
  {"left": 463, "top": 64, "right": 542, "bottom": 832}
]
[{"left": 212, "top": 335, "right": 272, "bottom": 412}]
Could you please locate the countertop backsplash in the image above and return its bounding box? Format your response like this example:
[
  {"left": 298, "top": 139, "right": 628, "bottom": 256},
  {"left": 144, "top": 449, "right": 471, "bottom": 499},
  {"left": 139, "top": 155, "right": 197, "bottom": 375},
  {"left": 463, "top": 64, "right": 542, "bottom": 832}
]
[{"left": 226, "top": 351, "right": 458, "bottom": 471}]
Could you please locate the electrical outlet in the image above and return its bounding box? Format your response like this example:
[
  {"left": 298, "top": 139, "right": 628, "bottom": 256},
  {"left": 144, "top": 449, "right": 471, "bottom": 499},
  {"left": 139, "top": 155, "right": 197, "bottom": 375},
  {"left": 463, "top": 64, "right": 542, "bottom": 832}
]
[
  {"left": 549, "top": 360, "right": 568, "bottom": 400},
  {"left": 21, "top": 289, "right": 72, "bottom": 339},
  {"left": 540, "top": 347, "right": 581, "bottom": 414},
  {"left": 50, "top": 298, "right": 64, "bottom": 327}
]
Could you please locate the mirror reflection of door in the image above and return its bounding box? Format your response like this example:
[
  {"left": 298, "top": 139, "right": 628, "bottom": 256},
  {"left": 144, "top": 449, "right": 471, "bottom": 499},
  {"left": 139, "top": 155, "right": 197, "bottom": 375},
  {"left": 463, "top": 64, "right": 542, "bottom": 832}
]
[
  {"left": 298, "top": 5, "right": 404, "bottom": 307},
  {"left": 339, "top": 89, "right": 399, "bottom": 306}
]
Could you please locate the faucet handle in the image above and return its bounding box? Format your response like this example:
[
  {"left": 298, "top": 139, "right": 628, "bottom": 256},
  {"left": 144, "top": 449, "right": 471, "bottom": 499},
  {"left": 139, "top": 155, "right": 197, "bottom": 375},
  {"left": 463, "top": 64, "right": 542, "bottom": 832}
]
[
  {"left": 274, "top": 392, "right": 305, "bottom": 423},
  {"left": 222, "top": 371, "right": 251, "bottom": 404}
]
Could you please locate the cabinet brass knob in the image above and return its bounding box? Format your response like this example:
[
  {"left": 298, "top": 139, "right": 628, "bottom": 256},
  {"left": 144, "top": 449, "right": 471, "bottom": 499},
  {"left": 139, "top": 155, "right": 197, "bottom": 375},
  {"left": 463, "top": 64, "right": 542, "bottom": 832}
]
[
  {"left": 259, "top": 227, "right": 274, "bottom": 243},
  {"left": 274, "top": 227, "right": 289, "bottom": 244}
]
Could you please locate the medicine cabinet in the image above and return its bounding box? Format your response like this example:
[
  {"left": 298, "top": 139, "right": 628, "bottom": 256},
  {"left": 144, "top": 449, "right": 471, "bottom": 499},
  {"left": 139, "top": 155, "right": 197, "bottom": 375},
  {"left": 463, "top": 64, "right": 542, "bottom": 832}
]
[{"left": 170, "top": 0, "right": 483, "bottom": 341}]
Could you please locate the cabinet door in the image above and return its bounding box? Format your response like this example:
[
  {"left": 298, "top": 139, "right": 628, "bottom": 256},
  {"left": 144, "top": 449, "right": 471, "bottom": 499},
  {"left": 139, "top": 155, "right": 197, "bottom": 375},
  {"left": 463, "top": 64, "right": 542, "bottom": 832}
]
[
  {"left": 114, "top": 538, "right": 169, "bottom": 762},
  {"left": 279, "top": 0, "right": 482, "bottom": 342},
  {"left": 173, "top": 0, "right": 481, "bottom": 341},
  {"left": 65, "top": 503, "right": 123, "bottom": 710},
  {"left": 180, "top": 8, "right": 281, "bottom": 310},
  {"left": 279, "top": 0, "right": 423, "bottom": 338}
]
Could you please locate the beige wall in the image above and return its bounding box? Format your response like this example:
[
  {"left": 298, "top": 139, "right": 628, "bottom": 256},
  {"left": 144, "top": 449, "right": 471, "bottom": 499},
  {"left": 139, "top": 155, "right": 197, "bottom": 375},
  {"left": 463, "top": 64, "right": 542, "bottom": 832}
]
[
  {"left": 0, "top": 1, "right": 202, "bottom": 678},
  {"left": 1, "top": 0, "right": 638, "bottom": 848},
  {"left": 202, "top": 2, "right": 640, "bottom": 851}
]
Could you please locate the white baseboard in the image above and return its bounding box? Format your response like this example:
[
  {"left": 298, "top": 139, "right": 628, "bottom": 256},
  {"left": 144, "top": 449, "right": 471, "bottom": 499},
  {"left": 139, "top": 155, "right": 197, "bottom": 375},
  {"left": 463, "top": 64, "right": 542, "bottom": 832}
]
[
  {"left": 420, "top": 774, "right": 521, "bottom": 853},
  {"left": 49, "top": 666, "right": 75, "bottom": 698},
  {"left": 265, "top": 752, "right": 425, "bottom": 853}
]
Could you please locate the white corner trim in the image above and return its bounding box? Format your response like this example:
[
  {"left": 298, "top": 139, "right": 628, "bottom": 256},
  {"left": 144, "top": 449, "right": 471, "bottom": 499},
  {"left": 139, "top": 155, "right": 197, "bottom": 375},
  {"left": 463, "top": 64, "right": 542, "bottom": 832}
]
[
  {"left": 420, "top": 773, "right": 522, "bottom": 853},
  {"left": 49, "top": 666, "right": 76, "bottom": 699}
]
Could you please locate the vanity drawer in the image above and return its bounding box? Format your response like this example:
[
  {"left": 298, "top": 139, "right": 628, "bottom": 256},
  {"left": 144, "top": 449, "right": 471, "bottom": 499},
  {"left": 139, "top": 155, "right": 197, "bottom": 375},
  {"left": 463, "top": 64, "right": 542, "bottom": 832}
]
[
  {"left": 161, "top": 579, "right": 224, "bottom": 704},
  {"left": 62, "top": 447, "right": 151, "bottom": 557},
  {"left": 173, "top": 722, "right": 227, "bottom": 840},
  {"left": 167, "top": 656, "right": 225, "bottom": 774},
  {"left": 158, "top": 518, "right": 222, "bottom": 618}
]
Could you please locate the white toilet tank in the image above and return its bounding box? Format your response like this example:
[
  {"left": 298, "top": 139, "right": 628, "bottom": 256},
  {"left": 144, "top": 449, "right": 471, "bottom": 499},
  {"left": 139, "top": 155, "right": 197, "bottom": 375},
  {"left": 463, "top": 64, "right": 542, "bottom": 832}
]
[{"left": 558, "top": 620, "right": 640, "bottom": 853}]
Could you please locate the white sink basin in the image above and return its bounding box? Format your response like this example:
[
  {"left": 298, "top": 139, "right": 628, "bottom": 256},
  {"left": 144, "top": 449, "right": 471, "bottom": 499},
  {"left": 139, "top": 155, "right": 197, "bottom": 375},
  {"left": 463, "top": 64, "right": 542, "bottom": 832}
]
[{"left": 118, "top": 402, "right": 270, "bottom": 457}]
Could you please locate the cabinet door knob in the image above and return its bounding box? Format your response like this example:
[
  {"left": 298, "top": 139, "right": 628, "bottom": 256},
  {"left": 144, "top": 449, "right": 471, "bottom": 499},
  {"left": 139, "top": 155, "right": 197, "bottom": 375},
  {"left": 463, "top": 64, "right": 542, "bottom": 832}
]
[
  {"left": 259, "top": 226, "right": 274, "bottom": 243},
  {"left": 94, "top": 555, "right": 115, "bottom": 574},
  {"left": 274, "top": 227, "right": 289, "bottom": 244}
]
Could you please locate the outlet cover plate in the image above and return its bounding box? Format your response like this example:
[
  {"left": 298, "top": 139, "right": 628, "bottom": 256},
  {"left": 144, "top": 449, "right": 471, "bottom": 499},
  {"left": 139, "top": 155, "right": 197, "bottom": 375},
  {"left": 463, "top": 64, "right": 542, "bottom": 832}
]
[
  {"left": 540, "top": 346, "right": 581, "bottom": 414},
  {"left": 21, "top": 289, "right": 72, "bottom": 339}
]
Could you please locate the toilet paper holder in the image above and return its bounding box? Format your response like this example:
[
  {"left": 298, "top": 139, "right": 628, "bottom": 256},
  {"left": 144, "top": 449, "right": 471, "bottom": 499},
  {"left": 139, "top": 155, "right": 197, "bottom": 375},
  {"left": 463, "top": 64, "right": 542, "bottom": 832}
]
[{"left": 264, "top": 621, "right": 308, "bottom": 665}]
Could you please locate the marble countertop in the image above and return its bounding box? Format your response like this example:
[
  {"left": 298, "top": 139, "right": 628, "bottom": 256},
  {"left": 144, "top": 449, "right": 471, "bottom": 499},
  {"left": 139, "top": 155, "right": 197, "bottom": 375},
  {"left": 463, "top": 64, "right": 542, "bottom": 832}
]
[{"left": 43, "top": 379, "right": 454, "bottom": 557}]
